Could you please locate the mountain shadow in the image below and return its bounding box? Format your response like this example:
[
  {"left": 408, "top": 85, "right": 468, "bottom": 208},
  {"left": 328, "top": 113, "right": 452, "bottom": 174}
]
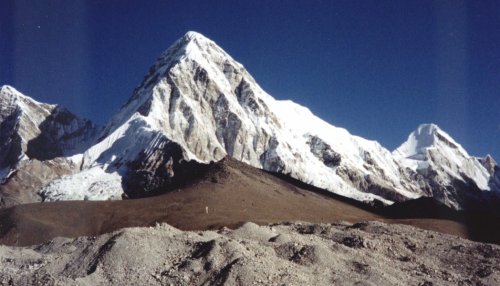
[
  {"left": 26, "top": 107, "right": 97, "bottom": 161},
  {"left": 0, "top": 108, "right": 23, "bottom": 170}
]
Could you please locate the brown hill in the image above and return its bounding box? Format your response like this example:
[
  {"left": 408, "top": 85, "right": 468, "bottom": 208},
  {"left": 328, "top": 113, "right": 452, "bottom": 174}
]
[{"left": 0, "top": 158, "right": 474, "bottom": 246}]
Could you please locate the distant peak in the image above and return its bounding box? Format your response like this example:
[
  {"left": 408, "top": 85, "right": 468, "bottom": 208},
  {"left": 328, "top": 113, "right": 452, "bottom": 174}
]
[
  {"left": 413, "top": 123, "right": 454, "bottom": 140},
  {"left": 394, "top": 123, "right": 466, "bottom": 158},
  {"left": 183, "top": 31, "right": 208, "bottom": 40},
  {"left": 177, "top": 31, "right": 214, "bottom": 49},
  {"left": 0, "top": 85, "right": 51, "bottom": 107},
  {"left": 413, "top": 123, "right": 459, "bottom": 148},
  {"left": 415, "top": 123, "right": 440, "bottom": 135}
]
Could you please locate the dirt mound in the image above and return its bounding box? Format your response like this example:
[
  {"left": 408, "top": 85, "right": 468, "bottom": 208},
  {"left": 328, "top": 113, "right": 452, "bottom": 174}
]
[
  {"left": 0, "top": 158, "right": 475, "bottom": 247},
  {"left": 1, "top": 221, "right": 498, "bottom": 285}
]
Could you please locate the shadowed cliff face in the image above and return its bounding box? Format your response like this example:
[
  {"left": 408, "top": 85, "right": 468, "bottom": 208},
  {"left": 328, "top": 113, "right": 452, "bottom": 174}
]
[
  {"left": 0, "top": 109, "right": 22, "bottom": 171},
  {"left": 123, "top": 136, "right": 212, "bottom": 199},
  {"left": 26, "top": 107, "right": 97, "bottom": 161},
  {"left": 1, "top": 86, "right": 55, "bottom": 166},
  {"left": 0, "top": 86, "right": 98, "bottom": 166}
]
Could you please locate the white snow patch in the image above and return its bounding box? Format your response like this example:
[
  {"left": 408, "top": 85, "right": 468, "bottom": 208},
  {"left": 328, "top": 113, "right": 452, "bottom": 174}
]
[{"left": 39, "top": 167, "right": 123, "bottom": 201}]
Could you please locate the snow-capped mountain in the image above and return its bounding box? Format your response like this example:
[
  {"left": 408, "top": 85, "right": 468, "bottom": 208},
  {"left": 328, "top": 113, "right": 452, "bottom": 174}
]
[
  {"left": 0, "top": 86, "right": 97, "bottom": 181},
  {"left": 0, "top": 86, "right": 99, "bottom": 206},
  {"left": 393, "top": 124, "right": 493, "bottom": 209},
  {"left": 41, "top": 32, "right": 422, "bottom": 203},
  {"left": 1, "top": 32, "right": 498, "bottom": 209}
]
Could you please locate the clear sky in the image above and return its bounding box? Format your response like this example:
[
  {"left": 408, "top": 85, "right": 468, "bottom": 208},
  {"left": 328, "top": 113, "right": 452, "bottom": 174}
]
[{"left": 1, "top": 0, "right": 499, "bottom": 160}]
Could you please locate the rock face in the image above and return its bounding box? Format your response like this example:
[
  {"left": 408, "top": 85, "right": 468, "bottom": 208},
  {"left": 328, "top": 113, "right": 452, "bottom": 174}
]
[
  {"left": 0, "top": 86, "right": 97, "bottom": 169},
  {"left": 1, "top": 221, "right": 499, "bottom": 285},
  {"left": 0, "top": 32, "right": 498, "bottom": 209},
  {"left": 0, "top": 86, "right": 98, "bottom": 206}
]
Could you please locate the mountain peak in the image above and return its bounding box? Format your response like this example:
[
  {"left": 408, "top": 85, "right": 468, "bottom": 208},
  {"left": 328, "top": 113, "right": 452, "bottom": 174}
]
[
  {"left": 0, "top": 84, "right": 15, "bottom": 93},
  {"left": 133, "top": 31, "right": 233, "bottom": 92},
  {"left": 393, "top": 123, "right": 466, "bottom": 159},
  {"left": 180, "top": 31, "right": 217, "bottom": 49},
  {"left": 0, "top": 85, "right": 98, "bottom": 187},
  {"left": 1, "top": 85, "right": 24, "bottom": 101},
  {"left": 0, "top": 85, "right": 52, "bottom": 109},
  {"left": 183, "top": 31, "right": 209, "bottom": 42},
  {"left": 159, "top": 31, "right": 216, "bottom": 59},
  {"left": 25, "top": 33, "right": 495, "bottom": 210},
  {"left": 414, "top": 123, "right": 446, "bottom": 146},
  {"left": 415, "top": 123, "right": 462, "bottom": 151}
]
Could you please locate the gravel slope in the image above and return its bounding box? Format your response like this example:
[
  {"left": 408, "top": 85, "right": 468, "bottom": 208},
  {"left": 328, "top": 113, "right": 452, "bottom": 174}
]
[
  {"left": 1, "top": 221, "right": 498, "bottom": 286},
  {"left": 0, "top": 158, "right": 471, "bottom": 247}
]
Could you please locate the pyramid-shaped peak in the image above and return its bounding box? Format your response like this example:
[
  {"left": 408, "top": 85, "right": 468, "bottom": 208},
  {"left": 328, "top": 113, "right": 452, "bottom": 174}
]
[
  {"left": 393, "top": 123, "right": 467, "bottom": 158},
  {"left": 484, "top": 154, "right": 497, "bottom": 164},
  {"left": 183, "top": 31, "right": 210, "bottom": 41},
  {"left": 414, "top": 123, "right": 459, "bottom": 147},
  {"left": 154, "top": 31, "right": 230, "bottom": 66},
  {"left": 414, "top": 123, "right": 442, "bottom": 141},
  {"left": 180, "top": 31, "right": 218, "bottom": 53},
  {"left": 167, "top": 31, "right": 216, "bottom": 52},
  {"left": 417, "top": 123, "right": 440, "bottom": 133},
  {"left": 133, "top": 31, "right": 244, "bottom": 95}
]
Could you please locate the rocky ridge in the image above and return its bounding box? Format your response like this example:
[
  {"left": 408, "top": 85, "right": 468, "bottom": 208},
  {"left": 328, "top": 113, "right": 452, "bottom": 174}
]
[{"left": 0, "top": 86, "right": 98, "bottom": 207}]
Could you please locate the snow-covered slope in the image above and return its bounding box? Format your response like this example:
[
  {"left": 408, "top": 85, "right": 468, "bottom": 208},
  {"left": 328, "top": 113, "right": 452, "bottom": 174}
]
[
  {"left": 393, "top": 124, "right": 493, "bottom": 209},
  {"left": 52, "top": 31, "right": 430, "bottom": 204},
  {"left": 2, "top": 32, "right": 498, "bottom": 209},
  {"left": 0, "top": 86, "right": 98, "bottom": 183}
]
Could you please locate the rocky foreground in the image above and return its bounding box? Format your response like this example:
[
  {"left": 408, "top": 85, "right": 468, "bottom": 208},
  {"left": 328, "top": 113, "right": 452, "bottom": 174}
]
[{"left": 0, "top": 221, "right": 498, "bottom": 286}]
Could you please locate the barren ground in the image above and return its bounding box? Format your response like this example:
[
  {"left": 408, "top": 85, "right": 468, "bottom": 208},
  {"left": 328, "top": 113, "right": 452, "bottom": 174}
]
[
  {"left": 0, "top": 159, "right": 472, "bottom": 247},
  {"left": 1, "top": 221, "right": 499, "bottom": 285}
]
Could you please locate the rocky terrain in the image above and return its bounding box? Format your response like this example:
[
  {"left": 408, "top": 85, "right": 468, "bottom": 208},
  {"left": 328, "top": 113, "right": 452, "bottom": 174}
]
[{"left": 1, "top": 221, "right": 499, "bottom": 286}]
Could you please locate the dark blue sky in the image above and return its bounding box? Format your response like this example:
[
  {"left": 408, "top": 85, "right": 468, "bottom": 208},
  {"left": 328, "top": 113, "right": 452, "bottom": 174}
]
[{"left": 1, "top": 0, "right": 499, "bottom": 159}]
